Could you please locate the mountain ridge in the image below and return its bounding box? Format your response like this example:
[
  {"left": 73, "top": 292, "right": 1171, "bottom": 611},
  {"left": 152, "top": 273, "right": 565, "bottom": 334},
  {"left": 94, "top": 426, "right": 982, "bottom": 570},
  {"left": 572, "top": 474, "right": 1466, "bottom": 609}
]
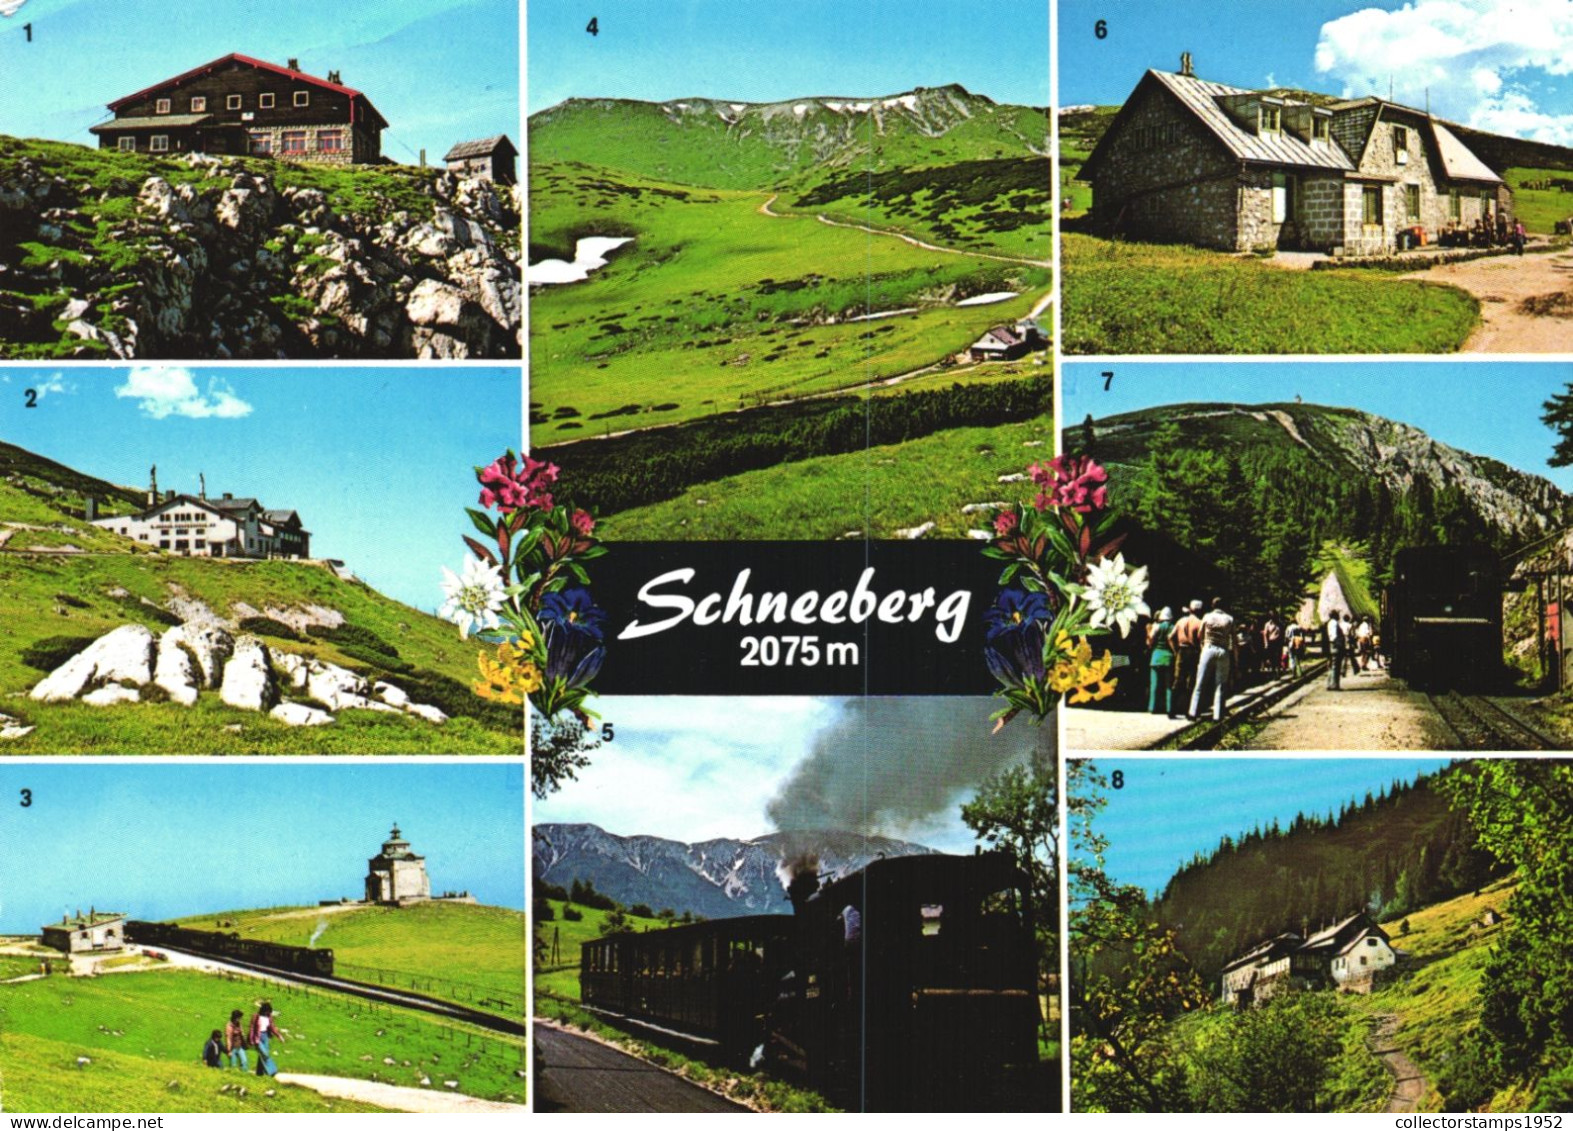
[{"left": 532, "top": 821, "right": 939, "bottom": 920}]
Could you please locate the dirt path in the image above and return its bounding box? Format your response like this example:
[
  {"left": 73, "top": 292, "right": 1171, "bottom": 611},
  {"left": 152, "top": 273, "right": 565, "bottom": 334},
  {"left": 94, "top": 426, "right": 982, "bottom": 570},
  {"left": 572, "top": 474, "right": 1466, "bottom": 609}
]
[
  {"left": 1404, "top": 248, "right": 1573, "bottom": 352},
  {"left": 1369, "top": 1014, "right": 1426, "bottom": 1113},
  {"left": 276, "top": 1073, "right": 528, "bottom": 1114},
  {"left": 1249, "top": 667, "right": 1459, "bottom": 750},
  {"left": 758, "top": 194, "right": 1050, "bottom": 267}
]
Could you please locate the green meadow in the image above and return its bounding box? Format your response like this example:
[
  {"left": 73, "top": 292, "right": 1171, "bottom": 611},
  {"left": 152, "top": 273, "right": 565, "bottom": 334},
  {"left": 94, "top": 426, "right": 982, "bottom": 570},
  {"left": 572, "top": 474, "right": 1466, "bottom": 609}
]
[
  {"left": 1060, "top": 233, "right": 1479, "bottom": 355},
  {"left": 530, "top": 162, "right": 1046, "bottom": 438},
  {"left": 0, "top": 967, "right": 526, "bottom": 1113},
  {"left": 1502, "top": 168, "right": 1573, "bottom": 236},
  {"left": 604, "top": 409, "right": 1054, "bottom": 540},
  {"left": 0, "top": 553, "right": 519, "bottom": 755},
  {"left": 170, "top": 903, "right": 526, "bottom": 1020}
]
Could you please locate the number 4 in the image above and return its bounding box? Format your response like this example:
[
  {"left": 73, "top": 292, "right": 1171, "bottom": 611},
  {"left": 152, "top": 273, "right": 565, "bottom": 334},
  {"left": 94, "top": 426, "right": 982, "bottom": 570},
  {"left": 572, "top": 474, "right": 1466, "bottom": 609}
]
[{"left": 586, "top": 16, "right": 599, "bottom": 36}]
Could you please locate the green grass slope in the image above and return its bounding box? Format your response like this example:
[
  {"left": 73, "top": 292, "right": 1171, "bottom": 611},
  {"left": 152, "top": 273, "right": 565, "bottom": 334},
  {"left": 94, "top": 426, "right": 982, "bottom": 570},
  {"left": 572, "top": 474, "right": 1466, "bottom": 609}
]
[
  {"left": 1502, "top": 168, "right": 1573, "bottom": 235},
  {"left": 605, "top": 406, "right": 1054, "bottom": 540},
  {"left": 1061, "top": 234, "right": 1479, "bottom": 354},
  {"left": 0, "top": 967, "right": 525, "bottom": 1112},
  {"left": 171, "top": 903, "right": 525, "bottom": 1019},
  {"left": 529, "top": 162, "right": 1046, "bottom": 439},
  {"left": 1356, "top": 877, "right": 1521, "bottom": 1111},
  {"left": 533, "top": 900, "right": 666, "bottom": 1004}
]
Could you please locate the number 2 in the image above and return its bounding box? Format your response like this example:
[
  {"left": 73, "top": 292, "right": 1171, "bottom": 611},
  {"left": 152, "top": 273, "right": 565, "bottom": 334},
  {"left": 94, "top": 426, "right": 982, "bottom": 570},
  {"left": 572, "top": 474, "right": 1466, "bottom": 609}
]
[
  {"left": 586, "top": 16, "right": 599, "bottom": 36},
  {"left": 25, "top": 388, "right": 38, "bottom": 407}
]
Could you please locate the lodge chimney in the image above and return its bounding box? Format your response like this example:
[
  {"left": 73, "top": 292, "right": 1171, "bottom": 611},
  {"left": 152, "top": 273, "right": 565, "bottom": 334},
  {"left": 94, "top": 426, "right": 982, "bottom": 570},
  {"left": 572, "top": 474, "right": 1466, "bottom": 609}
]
[
  {"left": 327, "top": 69, "right": 341, "bottom": 84},
  {"left": 1180, "top": 52, "right": 1194, "bottom": 78},
  {"left": 287, "top": 57, "right": 299, "bottom": 72}
]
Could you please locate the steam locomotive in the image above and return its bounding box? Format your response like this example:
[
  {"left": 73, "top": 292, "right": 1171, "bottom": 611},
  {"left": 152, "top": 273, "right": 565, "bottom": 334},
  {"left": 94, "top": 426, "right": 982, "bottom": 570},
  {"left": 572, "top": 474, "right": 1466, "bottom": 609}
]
[
  {"left": 1382, "top": 545, "right": 1503, "bottom": 690},
  {"left": 126, "top": 920, "right": 335, "bottom": 978},
  {"left": 580, "top": 852, "right": 1040, "bottom": 1111}
]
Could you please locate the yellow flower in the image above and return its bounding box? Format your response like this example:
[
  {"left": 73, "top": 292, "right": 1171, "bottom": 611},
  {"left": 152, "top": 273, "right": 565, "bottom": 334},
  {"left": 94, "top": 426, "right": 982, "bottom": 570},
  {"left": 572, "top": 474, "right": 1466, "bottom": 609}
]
[
  {"left": 474, "top": 641, "right": 542, "bottom": 704},
  {"left": 1045, "top": 631, "right": 1117, "bottom": 703}
]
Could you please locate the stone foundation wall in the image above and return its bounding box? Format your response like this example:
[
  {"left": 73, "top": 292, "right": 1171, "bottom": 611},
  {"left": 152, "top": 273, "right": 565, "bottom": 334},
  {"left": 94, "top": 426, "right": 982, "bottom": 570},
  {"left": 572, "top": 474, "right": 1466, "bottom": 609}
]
[{"left": 246, "top": 122, "right": 375, "bottom": 166}]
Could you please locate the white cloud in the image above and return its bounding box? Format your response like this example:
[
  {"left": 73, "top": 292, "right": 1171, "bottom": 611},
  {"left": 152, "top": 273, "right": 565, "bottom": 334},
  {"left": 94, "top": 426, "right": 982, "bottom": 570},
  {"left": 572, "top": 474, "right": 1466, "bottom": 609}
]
[
  {"left": 31, "top": 372, "right": 71, "bottom": 401},
  {"left": 0, "top": 0, "right": 30, "bottom": 17},
  {"left": 114, "top": 367, "right": 253, "bottom": 420},
  {"left": 1315, "top": 0, "right": 1573, "bottom": 143}
]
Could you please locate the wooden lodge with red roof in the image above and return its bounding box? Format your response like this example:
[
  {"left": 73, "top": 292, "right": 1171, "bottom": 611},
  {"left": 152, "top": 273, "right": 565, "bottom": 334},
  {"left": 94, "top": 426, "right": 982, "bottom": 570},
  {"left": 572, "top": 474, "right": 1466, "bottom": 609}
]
[{"left": 90, "top": 53, "right": 388, "bottom": 165}]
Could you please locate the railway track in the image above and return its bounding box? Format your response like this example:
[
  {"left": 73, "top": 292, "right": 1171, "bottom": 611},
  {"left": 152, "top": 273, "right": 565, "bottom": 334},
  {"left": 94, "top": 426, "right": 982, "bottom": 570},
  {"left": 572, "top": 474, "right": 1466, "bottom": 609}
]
[
  {"left": 153, "top": 944, "right": 525, "bottom": 1037},
  {"left": 1426, "top": 691, "right": 1565, "bottom": 751},
  {"left": 1175, "top": 660, "right": 1328, "bottom": 751}
]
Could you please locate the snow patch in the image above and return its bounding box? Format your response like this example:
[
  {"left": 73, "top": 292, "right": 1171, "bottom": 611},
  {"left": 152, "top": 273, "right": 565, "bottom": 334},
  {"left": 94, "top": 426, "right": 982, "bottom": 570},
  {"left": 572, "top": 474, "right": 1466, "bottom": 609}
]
[
  {"left": 793, "top": 103, "right": 808, "bottom": 117},
  {"left": 956, "top": 291, "right": 1018, "bottom": 306},
  {"left": 528, "top": 236, "right": 632, "bottom": 285}
]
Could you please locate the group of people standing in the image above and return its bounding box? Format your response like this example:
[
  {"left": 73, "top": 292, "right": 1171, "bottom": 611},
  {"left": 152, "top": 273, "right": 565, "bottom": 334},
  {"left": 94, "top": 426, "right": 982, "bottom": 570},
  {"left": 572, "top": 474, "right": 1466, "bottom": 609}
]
[
  {"left": 201, "top": 1002, "right": 284, "bottom": 1075},
  {"left": 1144, "top": 599, "right": 1383, "bottom": 719}
]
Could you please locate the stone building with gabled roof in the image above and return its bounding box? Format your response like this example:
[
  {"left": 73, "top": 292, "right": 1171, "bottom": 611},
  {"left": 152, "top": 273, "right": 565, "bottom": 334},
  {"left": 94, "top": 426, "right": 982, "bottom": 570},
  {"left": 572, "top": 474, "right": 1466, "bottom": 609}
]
[
  {"left": 364, "top": 824, "right": 432, "bottom": 906},
  {"left": 443, "top": 134, "right": 517, "bottom": 185},
  {"left": 1081, "top": 54, "right": 1508, "bottom": 254},
  {"left": 41, "top": 909, "right": 127, "bottom": 955},
  {"left": 90, "top": 52, "right": 387, "bottom": 164}
]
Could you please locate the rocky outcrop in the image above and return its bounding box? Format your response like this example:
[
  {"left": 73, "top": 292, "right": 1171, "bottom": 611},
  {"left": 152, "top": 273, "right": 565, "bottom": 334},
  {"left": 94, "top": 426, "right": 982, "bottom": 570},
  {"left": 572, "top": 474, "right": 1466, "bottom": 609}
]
[
  {"left": 30, "top": 625, "right": 157, "bottom": 703},
  {"left": 0, "top": 142, "right": 522, "bottom": 359},
  {"left": 25, "top": 626, "right": 448, "bottom": 729}
]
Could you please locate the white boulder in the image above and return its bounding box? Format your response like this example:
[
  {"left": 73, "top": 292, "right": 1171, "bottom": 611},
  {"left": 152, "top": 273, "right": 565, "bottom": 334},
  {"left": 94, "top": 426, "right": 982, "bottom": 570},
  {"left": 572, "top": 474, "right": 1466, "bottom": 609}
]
[
  {"left": 373, "top": 681, "right": 409, "bottom": 708},
  {"left": 219, "top": 637, "right": 279, "bottom": 712},
  {"left": 170, "top": 624, "right": 234, "bottom": 687},
  {"left": 153, "top": 629, "right": 200, "bottom": 706},
  {"left": 30, "top": 625, "right": 157, "bottom": 702},
  {"left": 82, "top": 685, "right": 141, "bottom": 707},
  {"left": 270, "top": 702, "right": 334, "bottom": 727},
  {"left": 403, "top": 703, "right": 448, "bottom": 725}
]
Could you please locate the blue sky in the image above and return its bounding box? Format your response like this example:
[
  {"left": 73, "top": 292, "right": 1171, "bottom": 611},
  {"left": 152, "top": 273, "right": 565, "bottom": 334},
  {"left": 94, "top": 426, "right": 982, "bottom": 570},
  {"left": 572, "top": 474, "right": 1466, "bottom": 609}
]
[
  {"left": 0, "top": 0, "right": 518, "bottom": 161},
  {"left": 1078, "top": 757, "right": 1451, "bottom": 897},
  {"left": 527, "top": 0, "right": 1049, "bottom": 112},
  {"left": 1063, "top": 361, "right": 1573, "bottom": 492},
  {"left": 1061, "top": 0, "right": 1573, "bottom": 144},
  {"left": 0, "top": 367, "right": 521, "bottom": 614},
  {"left": 0, "top": 764, "right": 524, "bottom": 932},
  {"left": 535, "top": 696, "right": 1043, "bottom": 855}
]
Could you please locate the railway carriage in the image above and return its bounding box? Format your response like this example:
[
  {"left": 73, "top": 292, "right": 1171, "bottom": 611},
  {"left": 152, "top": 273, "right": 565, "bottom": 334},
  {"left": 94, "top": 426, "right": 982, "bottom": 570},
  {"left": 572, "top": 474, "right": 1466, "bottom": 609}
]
[
  {"left": 125, "top": 920, "right": 335, "bottom": 977},
  {"left": 578, "top": 852, "right": 1040, "bottom": 1110},
  {"left": 1383, "top": 545, "right": 1503, "bottom": 690}
]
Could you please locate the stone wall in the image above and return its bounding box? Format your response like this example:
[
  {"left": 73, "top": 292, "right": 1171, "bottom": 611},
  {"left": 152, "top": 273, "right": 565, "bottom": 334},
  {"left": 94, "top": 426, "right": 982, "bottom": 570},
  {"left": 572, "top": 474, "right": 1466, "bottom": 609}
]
[
  {"left": 245, "top": 122, "right": 377, "bottom": 166},
  {"left": 1091, "top": 81, "right": 1242, "bottom": 249},
  {"left": 1299, "top": 175, "right": 1346, "bottom": 249}
]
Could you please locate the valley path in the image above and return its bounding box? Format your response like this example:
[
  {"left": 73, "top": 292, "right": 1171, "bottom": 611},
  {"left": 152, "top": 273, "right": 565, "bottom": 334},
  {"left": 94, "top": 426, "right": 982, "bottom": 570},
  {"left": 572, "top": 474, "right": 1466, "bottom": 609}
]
[
  {"left": 758, "top": 194, "right": 1051, "bottom": 268},
  {"left": 1404, "top": 248, "right": 1573, "bottom": 352},
  {"left": 1369, "top": 1015, "right": 1426, "bottom": 1113},
  {"left": 1247, "top": 668, "right": 1458, "bottom": 751},
  {"left": 277, "top": 1073, "right": 528, "bottom": 1114},
  {"left": 534, "top": 1022, "right": 749, "bottom": 1113}
]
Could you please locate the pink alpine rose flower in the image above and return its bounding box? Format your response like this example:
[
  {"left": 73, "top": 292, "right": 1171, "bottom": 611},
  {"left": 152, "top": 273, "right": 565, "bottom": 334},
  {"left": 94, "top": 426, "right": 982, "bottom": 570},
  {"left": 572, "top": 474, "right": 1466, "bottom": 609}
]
[
  {"left": 571, "top": 509, "right": 595, "bottom": 536},
  {"left": 1030, "top": 455, "right": 1108, "bottom": 514}
]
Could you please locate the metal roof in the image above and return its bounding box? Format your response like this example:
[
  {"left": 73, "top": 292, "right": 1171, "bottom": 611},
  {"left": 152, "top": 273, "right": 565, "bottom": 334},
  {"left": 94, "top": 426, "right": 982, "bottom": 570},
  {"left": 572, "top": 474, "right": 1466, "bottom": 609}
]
[
  {"left": 1431, "top": 120, "right": 1503, "bottom": 184},
  {"left": 90, "top": 114, "right": 212, "bottom": 132},
  {"left": 105, "top": 53, "right": 388, "bottom": 131},
  {"left": 444, "top": 134, "right": 516, "bottom": 161},
  {"left": 1149, "top": 70, "right": 1356, "bottom": 171}
]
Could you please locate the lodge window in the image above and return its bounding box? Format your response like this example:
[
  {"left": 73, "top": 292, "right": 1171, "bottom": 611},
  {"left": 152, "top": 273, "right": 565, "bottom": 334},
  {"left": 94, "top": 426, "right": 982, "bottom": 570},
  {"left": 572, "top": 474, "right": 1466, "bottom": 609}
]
[
  {"left": 1259, "top": 105, "right": 1282, "bottom": 134},
  {"left": 281, "top": 131, "right": 307, "bottom": 154},
  {"left": 227, "top": 94, "right": 242, "bottom": 110},
  {"left": 190, "top": 96, "right": 206, "bottom": 112},
  {"left": 1405, "top": 184, "right": 1420, "bottom": 222},
  {"left": 150, "top": 135, "right": 170, "bottom": 153},
  {"left": 1362, "top": 185, "right": 1381, "bottom": 226},
  {"left": 294, "top": 90, "right": 310, "bottom": 107},
  {"left": 155, "top": 98, "right": 171, "bottom": 114},
  {"left": 1449, "top": 189, "right": 1461, "bottom": 221},
  {"left": 1272, "top": 172, "right": 1295, "bottom": 224},
  {"left": 249, "top": 132, "right": 273, "bottom": 155},
  {"left": 1394, "top": 125, "right": 1409, "bottom": 165},
  {"left": 1312, "top": 116, "right": 1331, "bottom": 142},
  {"left": 259, "top": 93, "right": 276, "bottom": 109},
  {"left": 318, "top": 129, "right": 344, "bottom": 153},
  {"left": 117, "top": 137, "right": 136, "bottom": 151}
]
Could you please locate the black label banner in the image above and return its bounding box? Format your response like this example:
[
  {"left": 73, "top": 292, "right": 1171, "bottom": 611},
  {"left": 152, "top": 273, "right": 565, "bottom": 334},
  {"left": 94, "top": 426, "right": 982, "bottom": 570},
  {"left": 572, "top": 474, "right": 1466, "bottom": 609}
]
[{"left": 589, "top": 541, "right": 1002, "bottom": 696}]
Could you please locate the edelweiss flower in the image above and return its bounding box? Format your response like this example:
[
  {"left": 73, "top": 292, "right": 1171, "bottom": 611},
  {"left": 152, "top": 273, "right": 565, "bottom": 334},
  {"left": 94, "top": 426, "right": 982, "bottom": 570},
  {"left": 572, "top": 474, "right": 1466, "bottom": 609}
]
[
  {"left": 439, "top": 556, "right": 507, "bottom": 638},
  {"left": 1083, "top": 553, "right": 1151, "bottom": 637}
]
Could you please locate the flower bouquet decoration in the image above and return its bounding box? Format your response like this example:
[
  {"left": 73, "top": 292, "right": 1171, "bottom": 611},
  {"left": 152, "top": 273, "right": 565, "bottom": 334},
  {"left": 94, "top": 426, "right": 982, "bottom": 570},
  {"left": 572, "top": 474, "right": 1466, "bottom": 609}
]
[
  {"left": 982, "top": 454, "right": 1148, "bottom": 729},
  {"left": 441, "top": 451, "right": 607, "bottom": 724}
]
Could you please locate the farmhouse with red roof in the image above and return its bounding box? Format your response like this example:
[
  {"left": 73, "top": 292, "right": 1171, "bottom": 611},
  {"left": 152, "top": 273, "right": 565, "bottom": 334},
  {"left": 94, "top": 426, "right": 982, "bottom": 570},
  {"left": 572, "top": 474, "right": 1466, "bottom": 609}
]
[{"left": 90, "top": 53, "right": 388, "bottom": 165}]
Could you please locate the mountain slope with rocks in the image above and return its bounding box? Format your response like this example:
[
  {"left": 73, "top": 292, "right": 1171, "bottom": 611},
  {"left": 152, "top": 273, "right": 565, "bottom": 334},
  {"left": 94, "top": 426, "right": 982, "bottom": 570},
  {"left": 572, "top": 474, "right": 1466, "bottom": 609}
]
[
  {"left": 529, "top": 84, "right": 1047, "bottom": 191},
  {"left": 0, "top": 442, "right": 519, "bottom": 754},
  {"left": 0, "top": 136, "right": 521, "bottom": 359},
  {"left": 1093, "top": 401, "right": 1571, "bottom": 548},
  {"left": 532, "top": 822, "right": 938, "bottom": 920}
]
